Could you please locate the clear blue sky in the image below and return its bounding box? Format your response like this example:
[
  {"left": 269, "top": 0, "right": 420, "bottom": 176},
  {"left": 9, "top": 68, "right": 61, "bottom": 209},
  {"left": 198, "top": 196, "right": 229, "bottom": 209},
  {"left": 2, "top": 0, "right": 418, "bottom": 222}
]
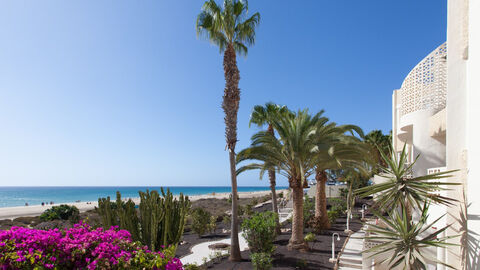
[{"left": 0, "top": 0, "right": 447, "bottom": 186}]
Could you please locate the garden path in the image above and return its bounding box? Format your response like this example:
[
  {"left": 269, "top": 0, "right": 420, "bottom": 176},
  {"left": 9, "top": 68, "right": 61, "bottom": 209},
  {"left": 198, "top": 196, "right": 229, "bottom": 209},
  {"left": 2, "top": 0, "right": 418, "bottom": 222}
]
[{"left": 180, "top": 200, "right": 293, "bottom": 266}]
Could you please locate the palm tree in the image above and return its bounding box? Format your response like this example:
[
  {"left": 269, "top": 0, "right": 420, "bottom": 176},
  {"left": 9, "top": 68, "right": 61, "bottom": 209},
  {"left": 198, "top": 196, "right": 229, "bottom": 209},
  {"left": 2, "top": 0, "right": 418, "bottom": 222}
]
[
  {"left": 311, "top": 123, "right": 368, "bottom": 229},
  {"left": 364, "top": 130, "right": 391, "bottom": 172},
  {"left": 249, "top": 103, "right": 289, "bottom": 233},
  {"left": 237, "top": 110, "right": 323, "bottom": 250},
  {"left": 340, "top": 165, "right": 371, "bottom": 213},
  {"left": 196, "top": 0, "right": 260, "bottom": 261},
  {"left": 364, "top": 204, "right": 456, "bottom": 269},
  {"left": 356, "top": 144, "right": 458, "bottom": 220}
]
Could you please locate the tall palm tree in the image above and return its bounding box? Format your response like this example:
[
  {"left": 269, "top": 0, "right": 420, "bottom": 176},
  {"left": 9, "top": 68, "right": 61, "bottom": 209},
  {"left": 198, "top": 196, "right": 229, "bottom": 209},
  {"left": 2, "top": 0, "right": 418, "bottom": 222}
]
[
  {"left": 237, "top": 110, "right": 323, "bottom": 250},
  {"left": 249, "top": 103, "right": 289, "bottom": 233},
  {"left": 311, "top": 123, "right": 368, "bottom": 229},
  {"left": 196, "top": 0, "right": 260, "bottom": 261}
]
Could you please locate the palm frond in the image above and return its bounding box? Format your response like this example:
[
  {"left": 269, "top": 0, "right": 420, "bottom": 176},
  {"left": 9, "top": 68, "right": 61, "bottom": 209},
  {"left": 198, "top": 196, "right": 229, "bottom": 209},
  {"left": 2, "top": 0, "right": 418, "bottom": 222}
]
[{"left": 196, "top": 0, "right": 259, "bottom": 55}]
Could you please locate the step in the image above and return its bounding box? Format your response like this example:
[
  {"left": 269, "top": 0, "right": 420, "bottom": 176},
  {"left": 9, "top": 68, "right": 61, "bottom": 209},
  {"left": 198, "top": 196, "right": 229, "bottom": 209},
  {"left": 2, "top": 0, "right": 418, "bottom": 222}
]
[
  {"left": 339, "top": 261, "right": 363, "bottom": 269},
  {"left": 340, "top": 257, "right": 362, "bottom": 265}
]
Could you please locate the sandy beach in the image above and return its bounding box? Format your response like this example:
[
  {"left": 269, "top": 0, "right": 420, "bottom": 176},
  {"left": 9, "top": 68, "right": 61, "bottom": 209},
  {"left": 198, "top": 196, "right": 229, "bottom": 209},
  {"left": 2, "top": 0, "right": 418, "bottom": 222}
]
[{"left": 0, "top": 189, "right": 283, "bottom": 220}]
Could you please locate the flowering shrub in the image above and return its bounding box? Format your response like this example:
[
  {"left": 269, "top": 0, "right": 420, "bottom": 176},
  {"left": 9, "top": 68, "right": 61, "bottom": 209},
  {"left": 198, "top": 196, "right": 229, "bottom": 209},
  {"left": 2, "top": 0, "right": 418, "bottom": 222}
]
[{"left": 0, "top": 221, "right": 183, "bottom": 270}]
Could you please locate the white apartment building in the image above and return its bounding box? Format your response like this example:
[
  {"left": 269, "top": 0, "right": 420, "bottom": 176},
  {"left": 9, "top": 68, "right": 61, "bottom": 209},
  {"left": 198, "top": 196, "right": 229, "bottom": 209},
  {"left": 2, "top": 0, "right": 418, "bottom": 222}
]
[{"left": 391, "top": 0, "right": 479, "bottom": 269}]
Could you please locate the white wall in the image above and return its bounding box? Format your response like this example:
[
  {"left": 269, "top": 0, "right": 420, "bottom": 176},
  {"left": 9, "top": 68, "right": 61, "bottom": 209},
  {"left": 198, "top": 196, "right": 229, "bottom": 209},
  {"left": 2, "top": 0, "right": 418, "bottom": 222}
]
[
  {"left": 466, "top": 0, "right": 480, "bottom": 268},
  {"left": 399, "top": 109, "right": 446, "bottom": 177},
  {"left": 306, "top": 184, "right": 344, "bottom": 198},
  {"left": 446, "top": 0, "right": 475, "bottom": 268}
]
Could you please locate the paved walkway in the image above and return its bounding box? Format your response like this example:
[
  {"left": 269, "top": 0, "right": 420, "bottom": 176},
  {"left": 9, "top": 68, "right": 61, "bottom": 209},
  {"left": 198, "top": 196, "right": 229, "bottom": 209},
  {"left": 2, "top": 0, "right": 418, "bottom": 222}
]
[
  {"left": 180, "top": 201, "right": 293, "bottom": 266},
  {"left": 338, "top": 230, "right": 364, "bottom": 270},
  {"left": 180, "top": 232, "right": 249, "bottom": 265}
]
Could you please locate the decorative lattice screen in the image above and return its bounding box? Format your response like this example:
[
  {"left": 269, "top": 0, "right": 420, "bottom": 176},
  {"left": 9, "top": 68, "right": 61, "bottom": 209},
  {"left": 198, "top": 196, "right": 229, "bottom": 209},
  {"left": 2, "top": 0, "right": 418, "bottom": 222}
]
[{"left": 400, "top": 43, "right": 447, "bottom": 116}]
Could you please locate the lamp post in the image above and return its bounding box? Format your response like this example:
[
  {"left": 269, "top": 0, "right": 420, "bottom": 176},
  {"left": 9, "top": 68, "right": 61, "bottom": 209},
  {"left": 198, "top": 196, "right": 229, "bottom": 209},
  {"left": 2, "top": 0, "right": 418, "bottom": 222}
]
[
  {"left": 344, "top": 210, "right": 353, "bottom": 233},
  {"left": 329, "top": 233, "right": 341, "bottom": 263},
  {"left": 361, "top": 204, "right": 368, "bottom": 220}
]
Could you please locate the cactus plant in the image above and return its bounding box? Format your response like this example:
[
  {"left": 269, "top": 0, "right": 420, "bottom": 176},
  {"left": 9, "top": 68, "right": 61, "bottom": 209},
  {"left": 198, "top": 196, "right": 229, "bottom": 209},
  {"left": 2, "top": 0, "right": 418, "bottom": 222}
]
[
  {"left": 97, "top": 188, "right": 190, "bottom": 251},
  {"left": 97, "top": 196, "right": 116, "bottom": 228},
  {"left": 115, "top": 192, "right": 140, "bottom": 241},
  {"left": 157, "top": 188, "right": 191, "bottom": 248}
]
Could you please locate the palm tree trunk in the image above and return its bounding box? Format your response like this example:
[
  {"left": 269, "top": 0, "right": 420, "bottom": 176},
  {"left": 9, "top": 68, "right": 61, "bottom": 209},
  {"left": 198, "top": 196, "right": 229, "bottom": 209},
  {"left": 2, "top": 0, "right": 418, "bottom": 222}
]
[
  {"left": 228, "top": 150, "right": 241, "bottom": 260},
  {"left": 269, "top": 170, "right": 281, "bottom": 234},
  {"left": 315, "top": 169, "right": 330, "bottom": 229},
  {"left": 267, "top": 124, "right": 281, "bottom": 234},
  {"left": 288, "top": 178, "right": 308, "bottom": 250},
  {"left": 405, "top": 197, "right": 412, "bottom": 223},
  {"left": 223, "top": 43, "right": 241, "bottom": 261}
]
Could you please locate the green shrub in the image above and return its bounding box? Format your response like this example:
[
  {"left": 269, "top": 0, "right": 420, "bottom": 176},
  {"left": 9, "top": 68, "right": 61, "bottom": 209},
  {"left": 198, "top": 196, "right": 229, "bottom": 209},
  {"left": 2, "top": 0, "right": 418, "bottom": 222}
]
[
  {"left": 278, "top": 192, "right": 284, "bottom": 199},
  {"left": 251, "top": 198, "right": 259, "bottom": 206},
  {"left": 192, "top": 208, "right": 211, "bottom": 237},
  {"left": 330, "top": 197, "right": 347, "bottom": 213},
  {"left": 304, "top": 232, "right": 315, "bottom": 243},
  {"left": 183, "top": 263, "right": 203, "bottom": 270},
  {"left": 40, "top": 204, "right": 80, "bottom": 222},
  {"left": 223, "top": 215, "right": 231, "bottom": 228},
  {"left": 328, "top": 210, "right": 340, "bottom": 225},
  {"left": 208, "top": 215, "right": 217, "bottom": 234},
  {"left": 304, "top": 232, "right": 315, "bottom": 248},
  {"left": 241, "top": 211, "right": 278, "bottom": 254},
  {"left": 303, "top": 195, "right": 314, "bottom": 227},
  {"left": 244, "top": 204, "right": 254, "bottom": 217},
  {"left": 251, "top": 252, "right": 273, "bottom": 270},
  {"left": 304, "top": 232, "right": 315, "bottom": 249}
]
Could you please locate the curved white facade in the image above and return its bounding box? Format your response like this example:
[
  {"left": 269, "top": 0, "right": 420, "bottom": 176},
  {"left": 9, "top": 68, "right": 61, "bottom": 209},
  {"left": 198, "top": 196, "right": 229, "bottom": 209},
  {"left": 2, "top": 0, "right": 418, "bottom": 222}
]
[
  {"left": 392, "top": 43, "right": 449, "bottom": 270},
  {"left": 387, "top": 1, "right": 480, "bottom": 268},
  {"left": 393, "top": 44, "right": 447, "bottom": 178}
]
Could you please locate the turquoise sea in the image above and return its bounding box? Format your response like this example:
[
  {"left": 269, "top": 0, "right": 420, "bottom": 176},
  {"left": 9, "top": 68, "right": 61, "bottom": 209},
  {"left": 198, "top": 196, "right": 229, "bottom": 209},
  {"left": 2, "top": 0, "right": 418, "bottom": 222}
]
[{"left": 0, "top": 186, "right": 284, "bottom": 208}]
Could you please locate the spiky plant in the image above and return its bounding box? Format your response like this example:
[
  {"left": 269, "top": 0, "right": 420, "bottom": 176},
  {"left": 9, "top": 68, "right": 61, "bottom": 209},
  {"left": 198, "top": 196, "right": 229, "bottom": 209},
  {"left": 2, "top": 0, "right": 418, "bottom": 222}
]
[
  {"left": 356, "top": 144, "right": 458, "bottom": 219},
  {"left": 196, "top": 0, "right": 260, "bottom": 261},
  {"left": 364, "top": 204, "right": 456, "bottom": 270}
]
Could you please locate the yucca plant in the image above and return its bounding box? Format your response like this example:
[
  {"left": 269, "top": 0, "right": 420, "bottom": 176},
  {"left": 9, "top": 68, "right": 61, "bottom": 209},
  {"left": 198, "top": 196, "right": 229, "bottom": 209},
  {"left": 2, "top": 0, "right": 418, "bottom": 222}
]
[
  {"left": 363, "top": 203, "right": 456, "bottom": 270},
  {"left": 356, "top": 144, "right": 458, "bottom": 219}
]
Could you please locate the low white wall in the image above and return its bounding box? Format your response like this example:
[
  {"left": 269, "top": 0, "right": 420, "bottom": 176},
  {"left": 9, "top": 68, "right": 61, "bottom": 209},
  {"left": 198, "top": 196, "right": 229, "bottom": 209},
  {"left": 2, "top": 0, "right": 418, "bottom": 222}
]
[{"left": 306, "top": 184, "right": 345, "bottom": 198}]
